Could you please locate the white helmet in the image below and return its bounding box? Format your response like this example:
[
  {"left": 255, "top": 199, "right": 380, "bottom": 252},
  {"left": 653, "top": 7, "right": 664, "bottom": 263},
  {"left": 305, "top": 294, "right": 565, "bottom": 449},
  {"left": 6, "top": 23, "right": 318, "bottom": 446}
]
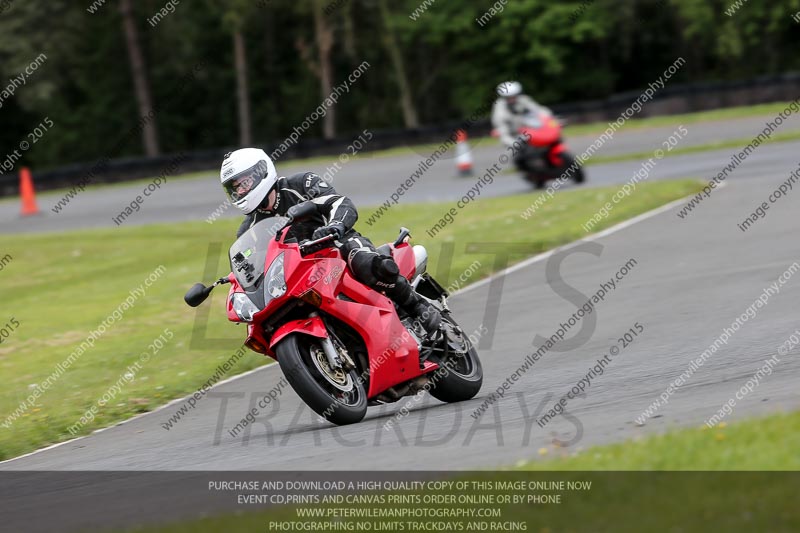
[
  {"left": 220, "top": 148, "right": 277, "bottom": 214},
  {"left": 496, "top": 81, "right": 523, "bottom": 98}
]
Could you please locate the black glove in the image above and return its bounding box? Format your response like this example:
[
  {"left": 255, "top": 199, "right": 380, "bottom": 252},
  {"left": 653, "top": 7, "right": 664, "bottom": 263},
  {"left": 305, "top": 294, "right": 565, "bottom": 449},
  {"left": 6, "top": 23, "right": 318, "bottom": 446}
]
[{"left": 312, "top": 222, "right": 345, "bottom": 241}]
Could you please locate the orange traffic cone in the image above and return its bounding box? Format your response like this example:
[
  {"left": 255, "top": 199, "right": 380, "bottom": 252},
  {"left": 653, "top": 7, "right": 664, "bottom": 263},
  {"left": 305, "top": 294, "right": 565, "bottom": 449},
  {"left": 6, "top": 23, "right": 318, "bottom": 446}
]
[
  {"left": 454, "top": 129, "right": 474, "bottom": 177},
  {"left": 19, "top": 167, "right": 40, "bottom": 216}
]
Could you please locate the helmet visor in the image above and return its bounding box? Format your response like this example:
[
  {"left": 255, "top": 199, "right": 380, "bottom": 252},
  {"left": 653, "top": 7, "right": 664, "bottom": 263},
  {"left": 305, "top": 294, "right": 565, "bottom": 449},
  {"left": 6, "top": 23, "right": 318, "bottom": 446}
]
[{"left": 223, "top": 161, "right": 269, "bottom": 202}]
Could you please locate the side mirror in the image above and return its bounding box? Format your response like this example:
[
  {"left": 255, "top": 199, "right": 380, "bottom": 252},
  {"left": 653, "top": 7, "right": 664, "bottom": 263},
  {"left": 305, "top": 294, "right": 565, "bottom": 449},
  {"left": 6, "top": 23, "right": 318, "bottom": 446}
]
[
  {"left": 184, "top": 283, "right": 213, "bottom": 307},
  {"left": 286, "top": 201, "right": 317, "bottom": 222},
  {"left": 393, "top": 227, "right": 411, "bottom": 246}
]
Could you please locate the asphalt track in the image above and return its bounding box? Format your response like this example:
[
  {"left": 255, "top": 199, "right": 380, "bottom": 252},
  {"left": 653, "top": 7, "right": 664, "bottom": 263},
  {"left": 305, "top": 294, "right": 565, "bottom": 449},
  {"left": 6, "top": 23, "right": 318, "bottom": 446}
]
[
  {"left": 3, "top": 119, "right": 800, "bottom": 474},
  {"left": 1, "top": 111, "right": 798, "bottom": 234}
]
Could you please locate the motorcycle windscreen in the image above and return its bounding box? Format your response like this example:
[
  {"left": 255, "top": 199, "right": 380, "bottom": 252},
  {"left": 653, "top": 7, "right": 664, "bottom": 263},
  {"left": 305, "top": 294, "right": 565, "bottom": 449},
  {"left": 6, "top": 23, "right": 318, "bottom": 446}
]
[
  {"left": 229, "top": 217, "right": 288, "bottom": 309},
  {"left": 520, "top": 115, "right": 543, "bottom": 129}
]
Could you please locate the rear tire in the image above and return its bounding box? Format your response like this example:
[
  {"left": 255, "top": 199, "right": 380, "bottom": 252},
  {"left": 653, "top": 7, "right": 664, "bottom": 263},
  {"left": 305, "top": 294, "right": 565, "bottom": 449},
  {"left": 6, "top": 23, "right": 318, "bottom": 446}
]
[
  {"left": 561, "top": 152, "right": 585, "bottom": 184},
  {"left": 276, "top": 334, "right": 367, "bottom": 425},
  {"left": 428, "top": 313, "right": 483, "bottom": 403}
]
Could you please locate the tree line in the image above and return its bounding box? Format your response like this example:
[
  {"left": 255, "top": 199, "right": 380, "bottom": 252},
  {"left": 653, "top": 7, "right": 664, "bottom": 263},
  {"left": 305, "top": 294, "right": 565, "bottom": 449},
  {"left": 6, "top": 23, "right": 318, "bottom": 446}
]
[{"left": 1, "top": 0, "right": 798, "bottom": 170}]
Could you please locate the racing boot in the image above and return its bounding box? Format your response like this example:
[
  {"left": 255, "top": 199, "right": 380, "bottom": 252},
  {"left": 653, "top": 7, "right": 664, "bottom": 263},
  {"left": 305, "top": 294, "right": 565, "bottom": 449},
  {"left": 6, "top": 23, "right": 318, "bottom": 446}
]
[
  {"left": 371, "top": 254, "right": 442, "bottom": 339},
  {"left": 409, "top": 296, "right": 442, "bottom": 341}
]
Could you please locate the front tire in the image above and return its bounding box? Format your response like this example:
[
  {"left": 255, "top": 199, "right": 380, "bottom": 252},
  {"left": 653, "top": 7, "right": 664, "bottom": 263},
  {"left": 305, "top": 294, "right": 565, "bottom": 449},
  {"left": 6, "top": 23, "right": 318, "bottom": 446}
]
[
  {"left": 428, "top": 313, "right": 483, "bottom": 403},
  {"left": 276, "top": 334, "right": 367, "bottom": 425},
  {"left": 525, "top": 171, "right": 547, "bottom": 190}
]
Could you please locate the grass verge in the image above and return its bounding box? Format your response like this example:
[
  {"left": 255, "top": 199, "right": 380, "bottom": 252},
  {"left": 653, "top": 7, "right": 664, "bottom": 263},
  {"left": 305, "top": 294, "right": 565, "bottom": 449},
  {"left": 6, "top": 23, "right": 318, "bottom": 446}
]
[
  {"left": 0, "top": 179, "right": 703, "bottom": 460},
  {"left": 517, "top": 410, "right": 800, "bottom": 470}
]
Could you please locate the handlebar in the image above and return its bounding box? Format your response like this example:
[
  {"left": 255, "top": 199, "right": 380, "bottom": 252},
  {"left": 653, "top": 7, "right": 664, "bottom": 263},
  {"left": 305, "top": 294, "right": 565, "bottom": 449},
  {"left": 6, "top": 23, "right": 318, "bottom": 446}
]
[{"left": 299, "top": 233, "right": 336, "bottom": 254}]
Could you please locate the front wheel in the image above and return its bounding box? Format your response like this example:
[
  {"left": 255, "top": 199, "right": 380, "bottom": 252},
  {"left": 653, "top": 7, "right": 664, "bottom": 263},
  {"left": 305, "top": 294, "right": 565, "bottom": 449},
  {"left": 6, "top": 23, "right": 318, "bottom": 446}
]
[
  {"left": 428, "top": 312, "right": 483, "bottom": 403},
  {"left": 524, "top": 171, "right": 547, "bottom": 190},
  {"left": 276, "top": 334, "right": 367, "bottom": 425}
]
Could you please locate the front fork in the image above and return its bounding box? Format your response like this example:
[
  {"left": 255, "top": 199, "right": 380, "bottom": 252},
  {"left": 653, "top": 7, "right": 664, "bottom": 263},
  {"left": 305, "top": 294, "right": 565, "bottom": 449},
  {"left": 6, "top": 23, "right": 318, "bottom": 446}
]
[
  {"left": 547, "top": 142, "right": 568, "bottom": 168},
  {"left": 311, "top": 312, "right": 356, "bottom": 371},
  {"left": 410, "top": 273, "right": 450, "bottom": 358}
]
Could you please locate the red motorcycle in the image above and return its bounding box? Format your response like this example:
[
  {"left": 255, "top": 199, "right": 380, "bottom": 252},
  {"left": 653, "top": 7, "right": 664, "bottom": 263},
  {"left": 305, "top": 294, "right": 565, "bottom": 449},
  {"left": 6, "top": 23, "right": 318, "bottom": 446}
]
[
  {"left": 513, "top": 112, "right": 586, "bottom": 189},
  {"left": 184, "top": 203, "right": 483, "bottom": 425}
]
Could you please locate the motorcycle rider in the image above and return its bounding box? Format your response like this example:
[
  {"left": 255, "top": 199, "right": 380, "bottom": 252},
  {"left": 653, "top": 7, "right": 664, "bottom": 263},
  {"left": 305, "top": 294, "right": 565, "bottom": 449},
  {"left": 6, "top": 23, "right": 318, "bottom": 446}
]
[
  {"left": 491, "top": 81, "right": 553, "bottom": 172},
  {"left": 220, "top": 147, "right": 441, "bottom": 337}
]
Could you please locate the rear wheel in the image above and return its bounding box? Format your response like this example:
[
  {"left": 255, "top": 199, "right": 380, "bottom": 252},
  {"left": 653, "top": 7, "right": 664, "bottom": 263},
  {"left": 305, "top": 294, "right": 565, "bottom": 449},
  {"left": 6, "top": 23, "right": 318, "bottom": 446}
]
[
  {"left": 428, "top": 312, "right": 483, "bottom": 403},
  {"left": 276, "top": 334, "right": 367, "bottom": 425},
  {"left": 561, "top": 152, "right": 585, "bottom": 184}
]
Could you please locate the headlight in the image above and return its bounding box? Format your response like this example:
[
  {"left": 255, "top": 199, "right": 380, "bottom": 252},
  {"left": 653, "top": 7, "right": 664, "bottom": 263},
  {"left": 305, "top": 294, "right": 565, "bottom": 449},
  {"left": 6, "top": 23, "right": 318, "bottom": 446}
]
[
  {"left": 231, "top": 292, "right": 259, "bottom": 322},
  {"left": 265, "top": 252, "right": 287, "bottom": 299}
]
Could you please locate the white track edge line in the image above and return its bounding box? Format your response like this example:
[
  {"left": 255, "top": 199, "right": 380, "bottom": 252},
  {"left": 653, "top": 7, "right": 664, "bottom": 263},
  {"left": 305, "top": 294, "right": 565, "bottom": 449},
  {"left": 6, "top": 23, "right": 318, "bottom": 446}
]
[{"left": 0, "top": 364, "right": 274, "bottom": 466}]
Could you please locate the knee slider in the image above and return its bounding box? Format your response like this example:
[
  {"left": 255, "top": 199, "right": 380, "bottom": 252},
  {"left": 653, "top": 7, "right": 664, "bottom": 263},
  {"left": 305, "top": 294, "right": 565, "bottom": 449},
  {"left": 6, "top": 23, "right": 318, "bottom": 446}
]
[
  {"left": 372, "top": 255, "right": 399, "bottom": 283},
  {"left": 347, "top": 249, "right": 379, "bottom": 285}
]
